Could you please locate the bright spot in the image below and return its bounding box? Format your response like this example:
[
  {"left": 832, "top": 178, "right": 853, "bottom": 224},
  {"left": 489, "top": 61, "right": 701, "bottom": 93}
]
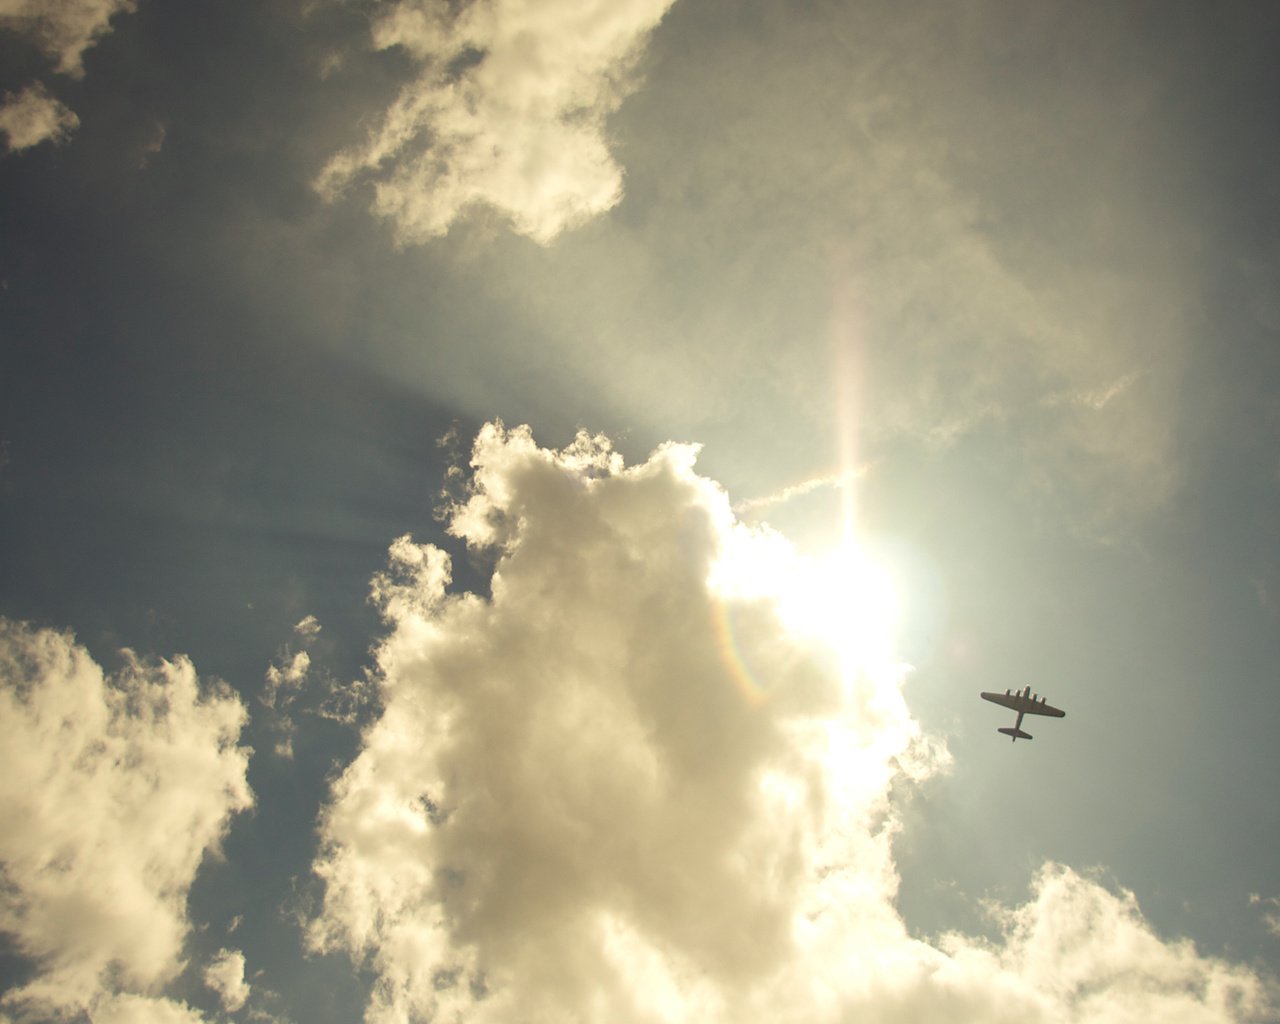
[
  {"left": 777, "top": 543, "right": 903, "bottom": 684},
  {"left": 710, "top": 526, "right": 904, "bottom": 688}
]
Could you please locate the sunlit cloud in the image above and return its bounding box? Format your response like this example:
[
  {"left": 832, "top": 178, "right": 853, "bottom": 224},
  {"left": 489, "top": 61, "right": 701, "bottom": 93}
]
[
  {"left": 264, "top": 649, "right": 311, "bottom": 703},
  {"left": 202, "top": 948, "right": 250, "bottom": 1013},
  {"left": 309, "top": 423, "right": 1271, "bottom": 1023},
  {"left": 262, "top": 615, "right": 320, "bottom": 759},
  {"left": 1250, "top": 894, "right": 1280, "bottom": 939},
  {"left": 81, "top": 993, "right": 211, "bottom": 1024},
  {"left": 316, "top": 0, "right": 676, "bottom": 245},
  {"left": 0, "top": 620, "right": 253, "bottom": 1021},
  {"left": 473, "top": 6, "right": 1209, "bottom": 539},
  {"left": 732, "top": 468, "right": 865, "bottom": 518},
  {"left": 0, "top": 0, "right": 133, "bottom": 76},
  {"left": 0, "top": 83, "right": 77, "bottom": 152},
  {"left": 262, "top": 614, "right": 374, "bottom": 754},
  {"left": 0, "top": 0, "right": 134, "bottom": 162}
]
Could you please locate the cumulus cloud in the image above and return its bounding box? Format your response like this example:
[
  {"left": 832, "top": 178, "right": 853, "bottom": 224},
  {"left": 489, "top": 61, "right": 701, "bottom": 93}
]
[
  {"left": 0, "top": 620, "right": 253, "bottom": 1020},
  {"left": 0, "top": 83, "right": 78, "bottom": 151},
  {"left": 0, "top": 0, "right": 134, "bottom": 76},
  {"left": 317, "top": 0, "right": 676, "bottom": 245},
  {"left": 203, "top": 948, "right": 250, "bottom": 1013},
  {"left": 293, "top": 613, "right": 322, "bottom": 642},
  {"left": 86, "top": 994, "right": 209, "bottom": 1024},
  {"left": 309, "top": 423, "right": 1272, "bottom": 1023}
]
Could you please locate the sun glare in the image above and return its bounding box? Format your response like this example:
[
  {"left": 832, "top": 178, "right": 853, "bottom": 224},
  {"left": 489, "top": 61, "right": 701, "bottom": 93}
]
[
  {"left": 775, "top": 543, "right": 903, "bottom": 684},
  {"left": 711, "top": 524, "right": 905, "bottom": 693}
]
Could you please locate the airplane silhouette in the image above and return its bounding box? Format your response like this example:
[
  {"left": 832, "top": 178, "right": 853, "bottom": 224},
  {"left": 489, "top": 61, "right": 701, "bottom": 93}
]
[{"left": 980, "top": 685, "right": 1065, "bottom": 742}]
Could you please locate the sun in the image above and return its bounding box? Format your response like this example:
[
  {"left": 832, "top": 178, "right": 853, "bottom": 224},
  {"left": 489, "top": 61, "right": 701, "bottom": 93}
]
[
  {"left": 774, "top": 541, "right": 904, "bottom": 685},
  {"left": 710, "top": 522, "right": 905, "bottom": 692}
]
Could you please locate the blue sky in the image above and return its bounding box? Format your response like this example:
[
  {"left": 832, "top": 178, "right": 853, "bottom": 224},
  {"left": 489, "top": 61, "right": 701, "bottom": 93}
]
[{"left": 2, "top": 2, "right": 1279, "bottom": 1022}]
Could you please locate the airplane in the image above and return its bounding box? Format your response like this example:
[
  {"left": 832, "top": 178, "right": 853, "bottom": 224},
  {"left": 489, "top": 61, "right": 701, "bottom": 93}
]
[{"left": 980, "top": 685, "right": 1065, "bottom": 742}]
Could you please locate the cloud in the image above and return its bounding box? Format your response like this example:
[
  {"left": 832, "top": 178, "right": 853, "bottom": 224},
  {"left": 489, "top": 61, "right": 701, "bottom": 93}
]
[
  {"left": 203, "top": 948, "right": 250, "bottom": 1013},
  {"left": 308, "top": 423, "right": 1272, "bottom": 1023},
  {"left": 261, "top": 613, "right": 373, "bottom": 754},
  {"left": 1250, "top": 894, "right": 1280, "bottom": 939},
  {"left": 0, "top": 0, "right": 134, "bottom": 76},
  {"left": 83, "top": 994, "right": 210, "bottom": 1024},
  {"left": 264, "top": 650, "right": 311, "bottom": 706},
  {"left": 1041, "top": 371, "right": 1145, "bottom": 412},
  {"left": 444, "top": 4, "right": 1215, "bottom": 540},
  {"left": 317, "top": 0, "right": 676, "bottom": 245},
  {"left": 137, "top": 120, "right": 165, "bottom": 168},
  {"left": 263, "top": 616, "right": 323, "bottom": 709},
  {"left": 732, "top": 468, "right": 865, "bottom": 519},
  {"left": 262, "top": 619, "right": 318, "bottom": 759},
  {"left": 0, "top": 620, "right": 253, "bottom": 1020},
  {"left": 0, "top": 83, "right": 78, "bottom": 151}
]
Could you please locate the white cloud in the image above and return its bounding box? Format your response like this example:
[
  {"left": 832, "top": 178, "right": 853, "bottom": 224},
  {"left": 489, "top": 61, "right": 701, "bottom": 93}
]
[
  {"left": 87, "top": 994, "right": 210, "bottom": 1024},
  {"left": 0, "top": 0, "right": 134, "bottom": 76},
  {"left": 1250, "top": 894, "right": 1280, "bottom": 938},
  {"left": 309, "top": 423, "right": 1272, "bottom": 1023},
  {"left": 264, "top": 649, "right": 311, "bottom": 705},
  {"left": 317, "top": 0, "right": 676, "bottom": 245},
  {"left": 203, "top": 948, "right": 251, "bottom": 1013},
  {"left": 453, "top": 5, "right": 1210, "bottom": 540},
  {"left": 261, "top": 612, "right": 377, "bottom": 753},
  {"left": 0, "top": 83, "right": 78, "bottom": 151},
  {"left": 0, "top": 620, "right": 253, "bottom": 1020},
  {"left": 263, "top": 641, "right": 311, "bottom": 759},
  {"left": 263, "top": 618, "right": 321, "bottom": 707}
]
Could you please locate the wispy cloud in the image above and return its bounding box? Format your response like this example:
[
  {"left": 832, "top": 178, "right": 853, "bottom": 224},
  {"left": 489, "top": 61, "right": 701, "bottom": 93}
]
[
  {"left": 308, "top": 424, "right": 1271, "bottom": 1023},
  {"left": 0, "top": 621, "right": 253, "bottom": 1021},
  {"left": 0, "top": 0, "right": 133, "bottom": 76},
  {"left": 1250, "top": 893, "right": 1280, "bottom": 938},
  {"left": 261, "top": 614, "right": 374, "bottom": 756},
  {"left": 1041, "top": 370, "right": 1145, "bottom": 411},
  {"left": 0, "top": 83, "right": 78, "bottom": 152},
  {"left": 468, "top": 4, "right": 1206, "bottom": 537},
  {"left": 732, "top": 468, "right": 864, "bottom": 518},
  {"left": 317, "top": 0, "right": 676, "bottom": 244},
  {"left": 0, "top": 0, "right": 135, "bottom": 161},
  {"left": 262, "top": 616, "right": 319, "bottom": 759},
  {"left": 203, "top": 948, "right": 250, "bottom": 1013}
]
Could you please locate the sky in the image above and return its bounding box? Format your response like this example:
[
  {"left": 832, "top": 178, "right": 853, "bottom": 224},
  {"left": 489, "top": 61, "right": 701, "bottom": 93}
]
[{"left": 1, "top": 0, "right": 1279, "bottom": 1022}]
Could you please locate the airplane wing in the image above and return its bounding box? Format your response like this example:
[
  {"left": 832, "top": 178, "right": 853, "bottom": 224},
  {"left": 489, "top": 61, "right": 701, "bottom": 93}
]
[{"left": 980, "top": 691, "right": 1066, "bottom": 718}]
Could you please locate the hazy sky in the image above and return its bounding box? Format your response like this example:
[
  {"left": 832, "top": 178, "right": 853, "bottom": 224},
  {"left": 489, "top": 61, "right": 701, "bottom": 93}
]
[{"left": 2, "top": 1, "right": 1279, "bottom": 1022}]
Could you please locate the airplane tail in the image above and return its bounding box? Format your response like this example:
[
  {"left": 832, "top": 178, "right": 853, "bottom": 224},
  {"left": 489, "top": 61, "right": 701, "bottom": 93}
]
[{"left": 998, "top": 727, "right": 1033, "bottom": 742}]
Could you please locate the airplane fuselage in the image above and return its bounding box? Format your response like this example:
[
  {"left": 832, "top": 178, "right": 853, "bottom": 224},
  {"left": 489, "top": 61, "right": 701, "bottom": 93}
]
[{"left": 981, "top": 685, "right": 1065, "bottom": 742}]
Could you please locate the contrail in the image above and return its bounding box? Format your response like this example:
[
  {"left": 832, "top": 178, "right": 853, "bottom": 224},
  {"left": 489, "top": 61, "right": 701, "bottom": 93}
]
[{"left": 733, "top": 468, "right": 867, "bottom": 517}]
